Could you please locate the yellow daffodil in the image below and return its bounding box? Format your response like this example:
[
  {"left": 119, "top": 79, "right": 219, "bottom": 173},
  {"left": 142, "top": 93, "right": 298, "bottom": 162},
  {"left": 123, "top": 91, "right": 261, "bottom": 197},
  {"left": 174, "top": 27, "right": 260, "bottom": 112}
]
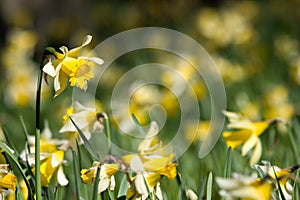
[
  {"left": 216, "top": 173, "right": 273, "bottom": 200},
  {"left": 252, "top": 161, "right": 299, "bottom": 199},
  {"left": 222, "top": 111, "right": 278, "bottom": 164},
  {"left": 122, "top": 122, "right": 177, "bottom": 199},
  {"left": 42, "top": 35, "right": 104, "bottom": 97},
  {"left": 60, "top": 101, "right": 103, "bottom": 146},
  {"left": 81, "top": 162, "right": 119, "bottom": 193},
  {"left": 0, "top": 164, "right": 17, "bottom": 198},
  {"left": 20, "top": 121, "right": 68, "bottom": 165},
  {"left": 33, "top": 150, "right": 68, "bottom": 187}
]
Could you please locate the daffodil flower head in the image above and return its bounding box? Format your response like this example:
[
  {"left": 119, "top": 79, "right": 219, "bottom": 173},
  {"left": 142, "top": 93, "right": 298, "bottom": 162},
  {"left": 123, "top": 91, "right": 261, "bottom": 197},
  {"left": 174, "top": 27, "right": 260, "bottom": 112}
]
[
  {"left": 216, "top": 173, "right": 273, "bottom": 200},
  {"left": 42, "top": 35, "right": 104, "bottom": 97},
  {"left": 33, "top": 150, "right": 68, "bottom": 187},
  {"left": 60, "top": 101, "right": 103, "bottom": 147},
  {"left": 81, "top": 162, "right": 119, "bottom": 194},
  {"left": 222, "top": 111, "right": 275, "bottom": 164},
  {"left": 0, "top": 164, "right": 17, "bottom": 196},
  {"left": 252, "top": 161, "right": 300, "bottom": 200}
]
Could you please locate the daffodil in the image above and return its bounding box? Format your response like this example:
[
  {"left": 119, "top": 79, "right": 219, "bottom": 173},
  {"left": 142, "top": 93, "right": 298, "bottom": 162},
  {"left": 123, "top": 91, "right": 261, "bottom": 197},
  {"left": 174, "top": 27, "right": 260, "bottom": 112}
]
[
  {"left": 20, "top": 121, "right": 68, "bottom": 165},
  {"left": 33, "top": 150, "right": 68, "bottom": 187},
  {"left": 42, "top": 35, "right": 104, "bottom": 96},
  {"left": 0, "top": 164, "right": 17, "bottom": 198},
  {"left": 252, "top": 161, "right": 300, "bottom": 200},
  {"left": 122, "top": 121, "right": 177, "bottom": 199},
  {"left": 19, "top": 121, "right": 69, "bottom": 187},
  {"left": 59, "top": 101, "right": 103, "bottom": 146},
  {"left": 222, "top": 111, "right": 278, "bottom": 164},
  {"left": 81, "top": 162, "right": 119, "bottom": 193},
  {"left": 216, "top": 173, "right": 273, "bottom": 200}
]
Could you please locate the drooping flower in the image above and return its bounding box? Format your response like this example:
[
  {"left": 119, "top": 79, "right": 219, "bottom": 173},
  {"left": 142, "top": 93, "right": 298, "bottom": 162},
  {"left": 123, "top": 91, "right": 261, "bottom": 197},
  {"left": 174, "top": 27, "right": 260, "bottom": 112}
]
[
  {"left": 216, "top": 173, "right": 273, "bottom": 200},
  {"left": 122, "top": 121, "right": 177, "bottom": 199},
  {"left": 80, "top": 162, "right": 119, "bottom": 193},
  {"left": 0, "top": 164, "right": 17, "bottom": 198},
  {"left": 222, "top": 111, "right": 279, "bottom": 164},
  {"left": 42, "top": 35, "right": 104, "bottom": 97},
  {"left": 252, "top": 161, "right": 300, "bottom": 200},
  {"left": 59, "top": 101, "right": 103, "bottom": 146},
  {"left": 33, "top": 150, "right": 68, "bottom": 187},
  {"left": 20, "top": 121, "right": 69, "bottom": 187}
]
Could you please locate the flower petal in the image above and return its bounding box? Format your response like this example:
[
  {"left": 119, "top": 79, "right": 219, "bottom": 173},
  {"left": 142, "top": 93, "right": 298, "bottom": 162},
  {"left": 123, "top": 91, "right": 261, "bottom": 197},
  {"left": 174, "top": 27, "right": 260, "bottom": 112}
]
[
  {"left": 241, "top": 133, "right": 258, "bottom": 156},
  {"left": 249, "top": 139, "right": 262, "bottom": 164},
  {"left": 57, "top": 166, "right": 69, "bottom": 186},
  {"left": 43, "top": 61, "right": 57, "bottom": 77}
]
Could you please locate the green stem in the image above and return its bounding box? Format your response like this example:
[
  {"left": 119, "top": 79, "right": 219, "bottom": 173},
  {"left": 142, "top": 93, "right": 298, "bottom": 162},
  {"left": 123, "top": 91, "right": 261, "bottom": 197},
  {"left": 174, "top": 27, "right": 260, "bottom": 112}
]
[
  {"left": 35, "top": 68, "right": 43, "bottom": 200},
  {"left": 104, "top": 117, "right": 111, "bottom": 154},
  {"left": 72, "top": 150, "right": 81, "bottom": 200},
  {"left": 92, "top": 165, "right": 101, "bottom": 200}
]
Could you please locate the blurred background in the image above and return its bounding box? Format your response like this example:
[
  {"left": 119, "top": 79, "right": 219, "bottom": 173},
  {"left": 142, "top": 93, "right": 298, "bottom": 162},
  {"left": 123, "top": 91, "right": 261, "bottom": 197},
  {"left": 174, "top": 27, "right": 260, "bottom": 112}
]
[{"left": 1, "top": 0, "right": 300, "bottom": 198}]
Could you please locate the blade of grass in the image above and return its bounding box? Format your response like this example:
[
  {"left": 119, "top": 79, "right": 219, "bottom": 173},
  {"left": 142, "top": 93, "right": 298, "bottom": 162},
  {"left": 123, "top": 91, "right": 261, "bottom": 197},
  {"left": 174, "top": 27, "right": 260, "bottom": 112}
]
[
  {"left": 287, "top": 123, "right": 298, "bottom": 162},
  {"left": 20, "top": 115, "right": 31, "bottom": 154},
  {"left": 206, "top": 172, "right": 213, "bottom": 200},
  {"left": 223, "top": 147, "right": 232, "bottom": 178},
  {"left": 131, "top": 114, "right": 146, "bottom": 137},
  {"left": 92, "top": 165, "right": 101, "bottom": 200},
  {"left": 0, "top": 140, "right": 34, "bottom": 199},
  {"left": 69, "top": 117, "right": 99, "bottom": 160},
  {"left": 197, "top": 176, "right": 207, "bottom": 199},
  {"left": 117, "top": 174, "right": 129, "bottom": 198},
  {"left": 72, "top": 150, "right": 81, "bottom": 200}
]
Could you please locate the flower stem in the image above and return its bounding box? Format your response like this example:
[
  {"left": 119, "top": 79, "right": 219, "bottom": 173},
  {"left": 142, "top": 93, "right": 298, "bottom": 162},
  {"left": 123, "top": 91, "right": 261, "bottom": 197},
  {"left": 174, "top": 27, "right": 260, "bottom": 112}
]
[
  {"left": 97, "top": 112, "right": 111, "bottom": 154},
  {"left": 35, "top": 68, "right": 43, "bottom": 200},
  {"left": 72, "top": 150, "right": 81, "bottom": 200}
]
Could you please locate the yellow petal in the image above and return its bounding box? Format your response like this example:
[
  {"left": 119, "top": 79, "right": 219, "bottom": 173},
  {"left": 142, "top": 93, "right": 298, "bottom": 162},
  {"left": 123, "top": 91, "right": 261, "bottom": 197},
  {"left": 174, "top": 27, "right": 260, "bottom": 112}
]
[
  {"left": 241, "top": 134, "right": 258, "bottom": 156},
  {"left": 252, "top": 122, "right": 270, "bottom": 136},
  {"left": 0, "top": 173, "right": 17, "bottom": 191},
  {"left": 223, "top": 129, "right": 252, "bottom": 149}
]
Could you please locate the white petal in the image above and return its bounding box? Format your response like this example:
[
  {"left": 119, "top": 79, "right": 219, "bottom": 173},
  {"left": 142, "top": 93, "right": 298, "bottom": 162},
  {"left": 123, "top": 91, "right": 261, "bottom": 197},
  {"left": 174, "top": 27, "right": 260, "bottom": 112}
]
[
  {"left": 109, "top": 176, "right": 116, "bottom": 191},
  {"left": 135, "top": 173, "right": 148, "bottom": 196},
  {"left": 130, "top": 156, "right": 144, "bottom": 172},
  {"left": 79, "top": 56, "right": 104, "bottom": 65},
  {"left": 51, "top": 153, "right": 61, "bottom": 167},
  {"left": 43, "top": 61, "right": 57, "bottom": 77},
  {"left": 241, "top": 134, "right": 258, "bottom": 156},
  {"left": 59, "top": 46, "right": 68, "bottom": 55},
  {"left": 249, "top": 139, "right": 262, "bottom": 164},
  {"left": 42, "top": 120, "right": 52, "bottom": 140},
  {"left": 54, "top": 71, "right": 61, "bottom": 93},
  {"left": 57, "top": 166, "right": 69, "bottom": 186},
  {"left": 81, "top": 35, "right": 92, "bottom": 47},
  {"left": 98, "top": 178, "right": 110, "bottom": 193}
]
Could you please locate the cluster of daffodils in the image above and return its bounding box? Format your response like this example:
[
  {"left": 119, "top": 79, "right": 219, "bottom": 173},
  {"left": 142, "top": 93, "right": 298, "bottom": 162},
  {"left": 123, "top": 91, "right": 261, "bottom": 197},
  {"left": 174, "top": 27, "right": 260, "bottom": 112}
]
[
  {"left": 0, "top": 163, "right": 17, "bottom": 198},
  {"left": 222, "top": 111, "right": 281, "bottom": 164},
  {"left": 216, "top": 161, "right": 299, "bottom": 200},
  {"left": 80, "top": 121, "right": 177, "bottom": 199}
]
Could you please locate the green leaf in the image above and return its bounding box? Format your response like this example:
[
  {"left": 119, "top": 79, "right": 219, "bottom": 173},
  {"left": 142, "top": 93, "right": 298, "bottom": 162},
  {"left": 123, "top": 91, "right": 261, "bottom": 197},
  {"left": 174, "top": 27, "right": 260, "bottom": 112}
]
[
  {"left": 131, "top": 114, "right": 146, "bottom": 137},
  {"left": 223, "top": 147, "right": 232, "bottom": 178},
  {"left": 0, "top": 140, "right": 34, "bottom": 199},
  {"left": 92, "top": 166, "right": 101, "bottom": 200},
  {"left": 206, "top": 172, "right": 213, "bottom": 200},
  {"left": 69, "top": 117, "right": 99, "bottom": 160},
  {"left": 117, "top": 174, "right": 129, "bottom": 198}
]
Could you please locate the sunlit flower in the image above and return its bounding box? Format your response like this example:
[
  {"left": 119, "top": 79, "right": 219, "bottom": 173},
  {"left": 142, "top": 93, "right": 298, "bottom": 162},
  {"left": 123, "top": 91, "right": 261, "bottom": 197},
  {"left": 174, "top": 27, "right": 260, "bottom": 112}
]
[
  {"left": 42, "top": 35, "right": 104, "bottom": 96},
  {"left": 59, "top": 101, "right": 103, "bottom": 146},
  {"left": 33, "top": 150, "right": 68, "bottom": 187},
  {"left": 122, "top": 122, "right": 177, "bottom": 199},
  {"left": 222, "top": 111, "right": 278, "bottom": 164},
  {"left": 185, "top": 121, "right": 210, "bottom": 143},
  {"left": 216, "top": 173, "right": 272, "bottom": 200},
  {"left": 81, "top": 162, "right": 119, "bottom": 193},
  {"left": 252, "top": 161, "right": 300, "bottom": 200},
  {"left": 0, "top": 164, "right": 17, "bottom": 197},
  {"left": 20, "top": 122, "right": 68, "bottom": 187}
]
